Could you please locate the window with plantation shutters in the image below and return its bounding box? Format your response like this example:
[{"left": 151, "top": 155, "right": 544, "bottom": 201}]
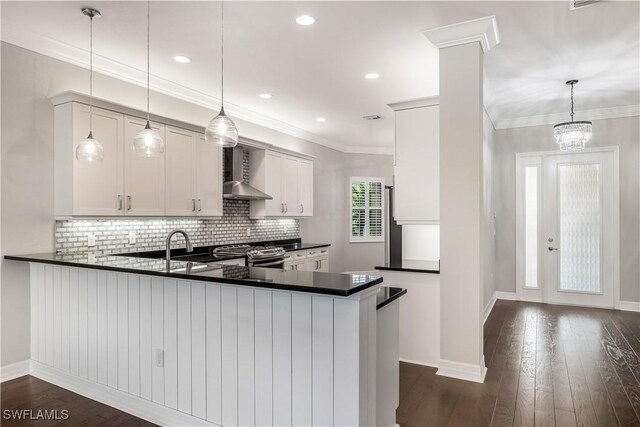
[{"left": 350, "top": 177, "right": 385, "bottom": 242}]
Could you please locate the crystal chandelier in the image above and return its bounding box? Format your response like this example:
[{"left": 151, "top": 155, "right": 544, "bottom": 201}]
[
  {"left": 553, "top": 80, "right": 592, "bottom": 151},
  {"left": 133, "top": 0, "right": 164, "bottom": 157},
  {"left": 205, "top": 0, "right": 239, "bottom": 147},
  {"left": 76, "top": 8, "right": 104, "bottom": 162}
]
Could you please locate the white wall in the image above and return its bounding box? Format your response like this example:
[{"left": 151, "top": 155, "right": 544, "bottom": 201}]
[
  {"left": 492, "top": 115, "right": 640, "bottom": 303},
  {"left": 0, "top": 42, "right": 392, "bottom": 366},
  {"left": 483, "top": 111, "right": 496, "bottom": 309}
]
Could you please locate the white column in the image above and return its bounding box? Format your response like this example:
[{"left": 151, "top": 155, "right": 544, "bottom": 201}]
[{"left": 424, "top": 16, "right": 499, "bottom": 383}]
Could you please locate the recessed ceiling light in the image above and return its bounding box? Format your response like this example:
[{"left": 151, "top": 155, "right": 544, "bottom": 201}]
[
  {"left": 296, "top": 15, "right": 315, "bottom": 26},
  {"left": 259, "top": 93, "right": 273, "bottom": 99},
  {"left": 173, "top": 55, "right": 191, "bottom": 63},
  {"left": 365, "top": 73, "right": 380, "bottom": 80},
  {"left": 316, "top": 117, "right": 326, "bottom": 122}
]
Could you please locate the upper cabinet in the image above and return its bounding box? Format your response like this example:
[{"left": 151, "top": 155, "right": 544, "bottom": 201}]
[
  {"left": 54, "top": 98, "right": 222, "bottom": 218},
  {"left": 249, "top": 150, "right": 314, "bottom": 218},
  {"left": 390, "top": 97, "right": 440, "bottom": 225}
]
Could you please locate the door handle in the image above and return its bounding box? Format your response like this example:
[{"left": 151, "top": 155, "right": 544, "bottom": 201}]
[
  {"left": 126, "top": 196, "right": 132, "bottom": 211},
  {"left": 284, "top": 203, "right": 288, "bottom": 213},
  {"left": 548, "top": 246, "right": 558, "bottom": 252},
  {"left": 281, "top": 203, "right": 284, "bottom": 213},
  {"left": 198, "top": 199, "right": 202, "bottom": 212},
  {"left": 192, "top": 199, "right": 196, "bottom": 212},
  {"left": 300, "top": 204, "right": 304, "bottom": 213},
  {"left": 117, "top": 195, "right": 123, "bottom": 211}
]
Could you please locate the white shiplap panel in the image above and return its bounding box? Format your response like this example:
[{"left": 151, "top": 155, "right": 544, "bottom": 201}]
[
  {"left": 191, "top": 282, "right": 207, "bottom": 420},
  {"left": 117, "top": 274, "right": 129, "bottom": 392},
  {"left": 128, "top": 275, "right": 141, "bottom": 397},
  {"left": 78, "top": 269, "right": 88, "bottom": 379},
  {"left": 312, "top": 296, "right": 334, "bottom": 426},
  {"left": 333, "top": 298, "right": 360, "bottom": 426},
  {"left": 254, "top": 290, "right": 273, "bottom": 427},
  {"left": 139, "top": 276, "right": 152, "bottom": 400},
  {"left": 177, "top": 281, "right": 192, "bottom": 414},
  {"left": 273, "top": 292, "right": 292, "bottom": 427},
  {"left": 32, "top": 264, "right": 45, "bottom": 362},
  {"left": 164, "top": 279, "right": 178, "bottom": 410},
  {"left": 60, "top": 267, "right": 70, "bottom": 372},
  {"left": 151, "top": 277, "right": 165, "bottom": 405},
  {"left": 97, "top": 271, "right": 108, "bottom": 385},
  {"left": 206, "top": 285, "right": 222, "bottom": 425},
  {"left": 53, "top": 266, "right": 62, "bottom": 369},
  {"left": 87, "top": 270, "right": 99, "bottom": 382},
  {"left": 107, "top": 273, "right": 118, "bottom": 388},
  {"left": 237, "top": 288, "right": 255, "bottom": 426},
  {"left": 292, "top": 293, "right": 312, "bottom": 426},
  {"left": 221, "top": 286, "right": 238, "bottom": 427},
  {"left": 69, "top": 268, "right": 79, "bottom": 375},
  {"left": 45, "top": 265, "right": 54, "bottom": 366}
]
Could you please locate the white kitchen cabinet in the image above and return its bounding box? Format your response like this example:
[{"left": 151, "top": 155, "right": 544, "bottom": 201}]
[
  {"left": 195, "top": 135, "right": 223, "bottom": 216},
  {"left": 165, "top": 126, "right": 196, "bottom": 216},
  {"left": 390, "top": 97, "right": 439, "bottom": 225},
  {"left": 54, "top": 103, "right": 125, "bottom": 217},
  {"left": 250, "top": 150, "right": 314, "bottom": 218},
  {"left": 124, "top": 116, "right": 166, "bottom": 216}
]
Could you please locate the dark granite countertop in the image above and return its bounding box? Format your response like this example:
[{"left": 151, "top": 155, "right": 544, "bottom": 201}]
[
  {"left": 376, "top": 287, "right": 407, "bottom": 310},
  {"left": 5, "top": 252, "right": 379, "bottom": 297},
  {"left": 375, "top": 260, "right": 440, "bottom": 274}
]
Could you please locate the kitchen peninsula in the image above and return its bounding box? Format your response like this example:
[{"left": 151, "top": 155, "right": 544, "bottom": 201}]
[{"left": 5, "top": 250, "right": 400, "bottom": 426}]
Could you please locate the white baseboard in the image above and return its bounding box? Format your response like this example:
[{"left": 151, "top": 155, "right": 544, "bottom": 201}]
[
  {"left": 495, "top": 291, "right": 516, "bottom": 301},
  {"left": 619, "top": 301, "right": 640, "bottom": 312},
  {"left": 0, "top": 360, "right": 31, "bottom": 383},
  {"left": 436, "top": 356, "right": 487, "bottom": 383},
  {"left": 483, "top": 293, "right": 497, "bottom": 325},
  {"left": 399, "top": 358, "right": 439, "bottom": 369},
  {"left": 30, "top": 361, "right": 215, "bottom": 427}
]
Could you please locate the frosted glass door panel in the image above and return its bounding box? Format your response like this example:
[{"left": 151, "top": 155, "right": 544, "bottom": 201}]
[
  {"left": 524, "top": 166, "right": 539, "bottom": 288},
  {"left": 558, "top": 163, "right": 601, "bottom": 293}
]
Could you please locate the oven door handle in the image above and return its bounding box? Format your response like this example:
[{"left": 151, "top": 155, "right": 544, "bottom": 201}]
[{"left": 252, "top": 259, "right": 286, "bottom": 267}]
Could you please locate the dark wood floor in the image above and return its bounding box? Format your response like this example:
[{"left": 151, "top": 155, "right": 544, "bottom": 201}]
[
  {"left": 0, "top": 375, "right": 153, "bottom": 426},
  {"left": 2, "top": 300, "right": 639, "bottom": 426},
  {"left": 399, "top": 300, "right": 640, "bottom": 427}
]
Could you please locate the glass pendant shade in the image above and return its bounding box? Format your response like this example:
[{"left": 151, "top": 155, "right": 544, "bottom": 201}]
[
  {"left": 205, "top": 107, "right": 239, "bottom": 147},
  {"left": 76, "top": 132, "right": 105, "bottom": 162},
  {"left": 553, "top": 121, "right": 592, "bottom": 151},
  {"left": 134, "top": 121, "right": 164, "bottom": 157}
]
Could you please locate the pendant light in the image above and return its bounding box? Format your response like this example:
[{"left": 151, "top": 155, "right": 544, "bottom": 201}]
[
  {"left": 553, "top": 80, "right": 592, "bottom": 151},
  {"left": 205, "top": 0, "right": 239, "bottom": 147},
  {"left": 76, "top": 8, "right": 104, "bottom": 162},
  {"left": 133, "top": 0, "right": 164, "bottom": 157}
]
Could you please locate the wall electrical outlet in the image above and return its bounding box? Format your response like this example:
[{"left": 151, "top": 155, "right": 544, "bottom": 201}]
[
  {"left": 87, "top": 233, "right": 96, "bottom": 247},
  {"left": 155, "top": 349, "right": 164, "bottom": 368},
  {"left": 129, "top": 231, "right": 137, "bottom": 245}
]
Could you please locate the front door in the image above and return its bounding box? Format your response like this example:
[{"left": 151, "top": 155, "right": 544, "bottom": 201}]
[{"left": 516, "top": 149, "right": 618, "bottom": 308}]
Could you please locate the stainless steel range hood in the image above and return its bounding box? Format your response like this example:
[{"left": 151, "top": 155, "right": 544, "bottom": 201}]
[{"left": 223, "top": 147, "right": 272, "bottom": 200}]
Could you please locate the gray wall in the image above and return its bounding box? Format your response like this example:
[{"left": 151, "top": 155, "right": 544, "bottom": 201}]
[
  {"left": 492, "top": 115, "right": 640, "bottom": 303},
  {"left": 0, "top": 42, "right": 392, "bottom": 365}
]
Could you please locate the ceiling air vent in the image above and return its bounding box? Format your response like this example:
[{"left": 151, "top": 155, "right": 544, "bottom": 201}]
[
  {"left": 363, "top": 114, "right": 382, "bottom": 120},
  {"left": 570, "top": 0, "right": 600, "bottom": 10}
]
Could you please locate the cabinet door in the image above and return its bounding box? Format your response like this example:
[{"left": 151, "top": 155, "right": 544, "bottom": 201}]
[
  {"left": 305, "top": 259, "right": 318, "bottom": 272},
  {"left": 317, "top": 256, "right": 329, "bottom": 272},
  {"left": 394, "top": 105, "right": 439, "bottom": 224},
  {"left": 124, "top": 116, "right": 166, "bottom": 216},
  {"left": 294, "top": 261, "right": 305, "bottom": 271},
  {"left": 196, "top": 135, "right": 223, "bottom": 216},
  {"left": 297, "top": 160, "right": 313, "bottom": 217},
  {"left": 282, "top": 156, "right": 299, "bottom": 217},
  {"left": 165, "top": 126, "right": 196, "bottom": 216},
  {"left": 72, "top": 104, "right": 125, "bottom": 216},
  {"left": 265, "top": 152, "right": 283, "bottom": 216}
]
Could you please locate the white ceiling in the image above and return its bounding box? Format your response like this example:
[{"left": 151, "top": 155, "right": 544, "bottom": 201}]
[{"left": 2, "top": 1, "right": 639, "bottom": 154}]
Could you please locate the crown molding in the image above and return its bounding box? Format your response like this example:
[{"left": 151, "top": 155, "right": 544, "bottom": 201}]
[
  {"left": 422, "top": 15, "right": 499, "bottom": 53},
  {"left": 494, "top": 104, "right": 640, "bottom": 130},
  {"left": 388, "top": 95, "right": 440, "bottom": 112},
  {"left": 2, "top": 28, "right": 392, "bottom": 156}
]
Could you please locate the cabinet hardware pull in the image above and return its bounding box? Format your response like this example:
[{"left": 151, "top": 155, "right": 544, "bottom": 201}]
[
  {"left": 300, "top": 204, "right": 304, "bottom": 213},
  {"left": 192, "top": 199, "right": 196, "bottom": 212},
  {"left": 284, "top": 203, "right": 288, "bottom": 213},
  {"left": 281, "top": 203, "right": 284, "bottom": 213},
  {"left": 198, "top": 199, "right": 202, "bottom": 212},
  {"left": 117, "top": 195, "right": 123, "bottom": 211},
  {"left": 126, "top": 196, "right": 132, "bottom": 211}
]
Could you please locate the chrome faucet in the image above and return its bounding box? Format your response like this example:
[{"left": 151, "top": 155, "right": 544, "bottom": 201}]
[{"left": 166, "top": 229, "right": 193, "bottom": 271}]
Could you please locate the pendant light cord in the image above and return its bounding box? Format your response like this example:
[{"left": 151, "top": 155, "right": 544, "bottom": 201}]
[
  {"left": 146, "top": 0, "right": 150, "bottom": 122},
  {"left": 89, "top": 13, "right": 94, "bottom": 134},
  {"left": 221, "top": 0, "right": 224, "bottom": 109},
  {"left": 570, "top": 82, "right": 574, "bottom": 122}
]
